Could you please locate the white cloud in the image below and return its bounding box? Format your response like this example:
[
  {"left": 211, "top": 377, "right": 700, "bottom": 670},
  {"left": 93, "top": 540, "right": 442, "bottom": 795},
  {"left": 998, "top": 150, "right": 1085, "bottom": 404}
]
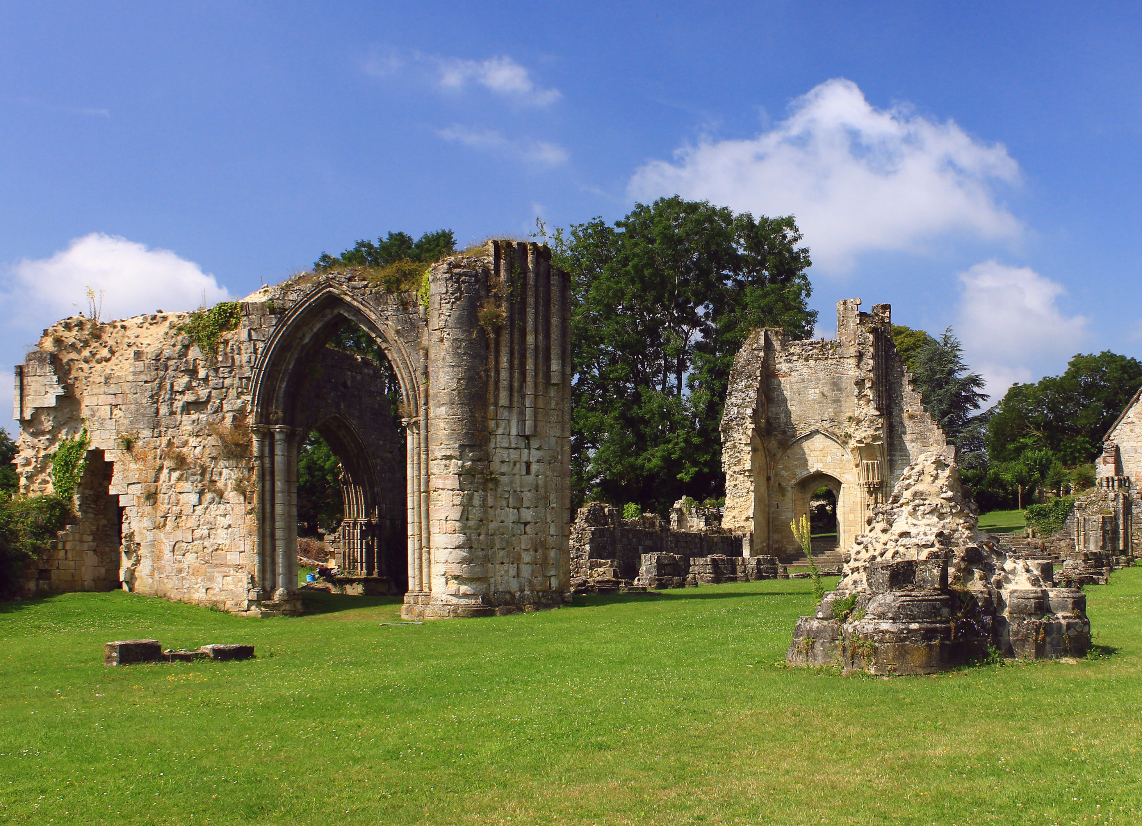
[
  {"left": 2, "top": 233, "right": 230, "bottom": 432},
  {"left": 2, "top": 232, "right": 229, "bottom": 326},
  {"left": 365, "top": 50, "right": 560, "bottom": 107},
  {"left": 437, "top": 125, "right": 568, "bottom": 168},
  {"left": 438, "top": 55, "right": 560, "bottom": 106},
  {"left": 629, "top": 78, "right": 1022, "bottom": 274},
  {"left": 956, "top": 260, "right": 1088, "bottom": 398}
]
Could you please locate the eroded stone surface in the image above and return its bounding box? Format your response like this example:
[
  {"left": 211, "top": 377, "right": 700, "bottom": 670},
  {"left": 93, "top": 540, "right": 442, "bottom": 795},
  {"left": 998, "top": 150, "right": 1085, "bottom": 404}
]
[{"left": 787, "top": 449, "right": 1092, "bottom": 674}]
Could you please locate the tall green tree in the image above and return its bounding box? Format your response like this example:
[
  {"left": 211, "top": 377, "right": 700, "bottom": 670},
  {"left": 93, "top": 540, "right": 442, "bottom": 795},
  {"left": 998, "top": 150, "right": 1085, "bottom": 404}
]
[
  {"left": 891, "top": 325, "right": 935, "bottom": 374},
  {"left": 544, "top": 196, "right": 816, "bottom": 513},
  {"left": 987, "top": 351, "right": 1142, "bottom": 465},
  {"left": 909, "top": 328, "right": 988, "bottom": 443},
  {"left": 297, "top": 431, "right": 344, "bottom": 536}
]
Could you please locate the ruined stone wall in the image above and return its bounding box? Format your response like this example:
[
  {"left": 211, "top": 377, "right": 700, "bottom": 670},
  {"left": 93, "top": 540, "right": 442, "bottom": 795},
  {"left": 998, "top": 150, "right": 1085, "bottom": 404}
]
[
  {"left": 25, "top": 449, "right": 121, "bottom": 594},
  {"left": 721, "top": 299, "right": 946, "bottom": 561},
  {"left": 13, "top": 242, "right": 572, "bottom": 619},
  {"left": 1101, "top": 388, "right": 1142, "bottom": 486},
  {"left": 568, "top": 502, "right": 765, "bottom": 590}
]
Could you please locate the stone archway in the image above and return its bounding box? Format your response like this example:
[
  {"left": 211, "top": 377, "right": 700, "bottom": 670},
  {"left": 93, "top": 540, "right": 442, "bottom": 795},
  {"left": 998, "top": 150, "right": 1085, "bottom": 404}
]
[
  {"left": 249, "top": 287, "right": 426, "bottom": 609},
  {"left": 13, "top": 242, "right": 573, "bottom": 618},
  {"left": 793, "top": 471, "right": 842, "bottom": 559}
]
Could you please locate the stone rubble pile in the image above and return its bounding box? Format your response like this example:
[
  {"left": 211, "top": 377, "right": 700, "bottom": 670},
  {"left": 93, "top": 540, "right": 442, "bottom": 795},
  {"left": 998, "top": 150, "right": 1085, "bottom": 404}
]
[{"left": 787, "top": 447, "right": 1092, "bottom": 674}]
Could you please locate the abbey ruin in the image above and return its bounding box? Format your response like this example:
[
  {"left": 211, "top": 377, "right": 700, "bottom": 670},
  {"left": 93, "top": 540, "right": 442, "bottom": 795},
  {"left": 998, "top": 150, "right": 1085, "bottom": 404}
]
[
  {"left": 9, "top": 277, "right": 1122, "bottom": 666},
  {"left": 720, "top": 299, "right": 947, "bottom": 562},
  {"left": 12, "top": 241, "right": 572, "bottom": 619}
]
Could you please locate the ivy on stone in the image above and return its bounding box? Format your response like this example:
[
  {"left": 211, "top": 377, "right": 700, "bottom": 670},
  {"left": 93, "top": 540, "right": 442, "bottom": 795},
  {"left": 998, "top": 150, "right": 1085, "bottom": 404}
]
[
  {"left": 50, "top": 427, "right": 89, "bottom": 503},
  {"left": 1025, "top": 497, "right": 1075, "bottom": 537},
  {"left": 180, "top": 301, "right": 242, "bottom": 356}
]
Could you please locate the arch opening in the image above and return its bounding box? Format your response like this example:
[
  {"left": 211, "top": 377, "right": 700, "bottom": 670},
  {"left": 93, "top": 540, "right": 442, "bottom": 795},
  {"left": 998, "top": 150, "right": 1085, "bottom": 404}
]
[
  {"left": 793, "top": 471, "right": 843, "bottom": 563},
  {"left": 252, "top": 293, "right": 424, "bottom": 604}
]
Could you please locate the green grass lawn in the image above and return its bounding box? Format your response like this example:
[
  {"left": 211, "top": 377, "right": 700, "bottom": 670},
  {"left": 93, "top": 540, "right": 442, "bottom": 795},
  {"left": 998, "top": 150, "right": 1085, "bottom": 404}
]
[
  {"left": 979, "top": 509, "right": 1027, "bottom": 535},
  {"left": 2, "top": 569, "right": 1140, "bottom": 825}
]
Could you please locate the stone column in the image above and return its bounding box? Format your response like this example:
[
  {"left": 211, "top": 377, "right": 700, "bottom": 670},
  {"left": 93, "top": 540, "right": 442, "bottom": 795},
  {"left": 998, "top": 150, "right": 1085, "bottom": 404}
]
[
  {"left": 251, "top": 425, "right": 272, "bottom": 594},
  {"left": 272, "top": 425, "right": 292, "bottom": 597}
]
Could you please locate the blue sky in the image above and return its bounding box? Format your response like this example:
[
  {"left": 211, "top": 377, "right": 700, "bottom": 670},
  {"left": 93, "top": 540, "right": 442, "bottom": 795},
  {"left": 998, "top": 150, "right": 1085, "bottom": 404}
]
[{"left": 4, "top": 1, "right": 1142, "bottom": 433}]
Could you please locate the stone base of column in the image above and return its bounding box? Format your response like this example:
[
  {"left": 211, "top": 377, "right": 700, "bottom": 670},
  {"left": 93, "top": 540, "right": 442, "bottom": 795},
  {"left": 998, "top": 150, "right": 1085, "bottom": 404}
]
[
  {"left": 401, "top": 590, "right": 566, "bottom": 620},
  {"left": 244, "top": 589, "right": 306, "bottom": 617}
]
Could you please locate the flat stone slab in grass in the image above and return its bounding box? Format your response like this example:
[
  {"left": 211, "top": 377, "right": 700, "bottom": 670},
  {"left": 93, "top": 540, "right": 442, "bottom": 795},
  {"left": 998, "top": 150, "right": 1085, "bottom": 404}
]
[
  {"left": 165, "top": 649, "right": 207, "bottom": 663},
  {"left": 104, "top": 639, "right": 162, "bottom": 666},
  {"left": 199, "top": 644, "right": 255, "bottom": 661}
]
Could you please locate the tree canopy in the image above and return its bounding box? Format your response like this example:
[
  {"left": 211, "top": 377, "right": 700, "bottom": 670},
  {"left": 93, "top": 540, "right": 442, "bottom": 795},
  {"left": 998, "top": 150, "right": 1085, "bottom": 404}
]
[
  {"left": 986, "top": 351, "right": 1142, "bottom": 465},
  {"left": 0, "top": 431, "right": 17, "bottom": 496},
  {"left": 892, "top": 325, "right": 987, "bottom": 446},
  {"left": 314, "top": 229, "right": 455, "bottom": 272},
  {"left": 544, "top": 196, "right": 816, "bottom": 513},
  {"left": 297, "top": 431, "right": 343, "bottom": 537}
]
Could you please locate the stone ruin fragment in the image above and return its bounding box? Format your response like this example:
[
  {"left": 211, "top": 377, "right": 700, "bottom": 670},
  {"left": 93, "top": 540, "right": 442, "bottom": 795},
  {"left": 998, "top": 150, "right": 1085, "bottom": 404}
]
[
  {"left": 569, "top": 501, "right": 780, "bottom": 593},
  {"left": 787, "top": 447, "right": 1092, "bottom": 674}
]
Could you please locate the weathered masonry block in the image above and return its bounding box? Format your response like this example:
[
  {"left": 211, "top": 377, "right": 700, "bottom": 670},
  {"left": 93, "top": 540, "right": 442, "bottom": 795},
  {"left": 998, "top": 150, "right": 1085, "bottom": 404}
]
[
  {"left": 14, "top": 242, "right": 572, "bottom": 619},
  {"left": 720, "top": 299, "right": 947, "bottom": 562}
]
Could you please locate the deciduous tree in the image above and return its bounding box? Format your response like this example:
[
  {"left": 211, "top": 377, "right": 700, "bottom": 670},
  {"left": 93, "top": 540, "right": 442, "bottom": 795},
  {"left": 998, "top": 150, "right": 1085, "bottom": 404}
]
[{"left": 543, "top": 197, "right": 816, "bottom": 513}]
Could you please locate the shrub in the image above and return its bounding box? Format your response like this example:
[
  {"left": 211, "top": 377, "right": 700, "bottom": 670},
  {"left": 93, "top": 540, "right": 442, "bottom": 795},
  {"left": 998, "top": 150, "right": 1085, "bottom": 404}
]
[
  {"left": 0, "top": 493, "right": 69, "bottom": 598},
  {"left": 622, "top": 502, "right": 641, "bottom": 520},
  {"left": 1025, "top": 497, "right": 1075, "bottom": 537},
  {"left": 1071, "top": 464, "right": 1096, "bottom": 492},
  {"left": 180, "top": 301, "right": 242, "bottom": 356},
  {"left": 297, "top": 536, "right": 332, "bottom": 565}
]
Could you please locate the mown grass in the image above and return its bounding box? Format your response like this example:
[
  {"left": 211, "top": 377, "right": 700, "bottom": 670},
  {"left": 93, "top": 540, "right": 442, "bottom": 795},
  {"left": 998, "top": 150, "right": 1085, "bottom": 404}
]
[
  {"left": 1, "top": 569, "right": 1140, "bottom": 825},
  {"left": 979, "top": 508, "right": 1027, "bottom": 535}
]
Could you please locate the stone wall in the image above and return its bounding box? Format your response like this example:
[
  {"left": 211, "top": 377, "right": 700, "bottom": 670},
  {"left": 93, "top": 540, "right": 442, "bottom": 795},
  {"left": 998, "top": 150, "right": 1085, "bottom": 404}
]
[
  {"left": 568, "top": 502, "right": 776, "bottom": 591},
  {"left": 13, "top": 241, "right": 572, "bottom": 619},
  {"left": 721, "top": 299, "right": 946, "bottom": 561}
]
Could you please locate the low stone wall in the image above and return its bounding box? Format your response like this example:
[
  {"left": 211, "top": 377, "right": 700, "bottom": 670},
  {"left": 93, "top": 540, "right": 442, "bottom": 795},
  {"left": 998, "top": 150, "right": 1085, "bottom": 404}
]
[{"left": 569, "top": 503, "right": 780, "bottom": 592}]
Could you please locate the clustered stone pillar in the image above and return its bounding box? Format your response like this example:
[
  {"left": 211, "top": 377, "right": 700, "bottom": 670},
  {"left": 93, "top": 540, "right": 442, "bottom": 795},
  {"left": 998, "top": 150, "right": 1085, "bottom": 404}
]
[
  {"left": 401, "top": 241, "right": 572, "bottom": 619},
  {"left": 251, "top": 423, "right": 301, "bottom": 609}
]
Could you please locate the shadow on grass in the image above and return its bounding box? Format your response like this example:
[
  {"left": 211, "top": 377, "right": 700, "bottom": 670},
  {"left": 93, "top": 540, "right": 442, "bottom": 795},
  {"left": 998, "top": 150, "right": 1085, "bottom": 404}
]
[
  {"left": 0, "top": 592, "right": 71, "bottom": 614},
  {"left": 299, "top": 590, "right": 405, "bottom": 615},
  {"left": 1088, "top": 643, "right": 1120, "bottom": 658},
  {"left": 568, "top": 588, "right": 827, "bottom": 609}
]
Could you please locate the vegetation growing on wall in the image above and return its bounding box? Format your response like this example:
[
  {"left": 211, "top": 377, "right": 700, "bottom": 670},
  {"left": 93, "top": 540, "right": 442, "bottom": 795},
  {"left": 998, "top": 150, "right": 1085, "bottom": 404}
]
[
  {"left": 180, "top": 301, "right": 242, "bottom": 356},
  {"left": 50, "top": 427, "right": 89, "bottom": 503},
  {"left": 1024, "top": 497, "right": 1075, "bottom": 537}
]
